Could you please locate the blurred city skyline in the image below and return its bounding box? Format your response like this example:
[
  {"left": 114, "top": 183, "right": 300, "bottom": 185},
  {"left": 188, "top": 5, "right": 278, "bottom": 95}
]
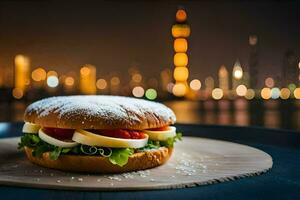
[{"left": 1, "top": 1, "right": 300, "bottom": 83}]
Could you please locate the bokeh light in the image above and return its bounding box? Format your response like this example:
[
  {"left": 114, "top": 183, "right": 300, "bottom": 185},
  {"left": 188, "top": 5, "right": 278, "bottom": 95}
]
[
  {"left": 236, "top": 85, "right": 247, "bottom": 96},
  {"left": 64, "top": 76, "right": 74, "bottom": 87},
  {"left": 110, "top": 76, "right": 120, "bottom": 86},
  {"left": 145, "top": 88, "right": 157, "bottom": 100},
  {"left": 261, "top": 88, "right": 271, "bottom": 100},
  {"left": 80, "top": 67, "right": 90, "bottom": 76},
  {"left": 12, "top": 88, "right": 23, "bottom": 99},
  {"left": 245, "top": 89, "right": 255, "bottom": 100},
  {"left": 47, "top": 70, "right": 58, "bottom": 77},
  {"left": 31, "top": 68, "right": 46, "bottom": 81},
  {"left": 14, "top": 55, "right": 28, "bottom": 66},
  {"left": 132, "top": 86, "right": 145, "bottom": 98},
  {"left": 174, "top": 38, "right": 188, "bottom": 53},
  {"left": 189, "top": 79, "right": 201, "bottom": 91},
  {"left": 172, "top": 83, "right": 187, "bottom": 96},
  {"left": 173, "top": 67, "right": 189, "bottom": 81},
  {"left": 233, "top": 70, "right": 243, "bottom": 80},
  {"left": 176, "top": 9, "right": 187, "bottom": 22},
  {"left": 171, "top": 24, "right": 191, "bottom": 38},
  {"left": 271, "top": 87, "right": 280, "bottom": 99},
  {"left": 233, "top": 61, "right": 243, "bottom": 80},
  {"left": 132, "top": 73, "right": 142, "bottom": 82},
  {"left": 47, "top": 76, "right": 59, "bottom": 88},
  {"left": 294, "top": 88, "right": 300, "bottom": 99},
  {"left": 96, "top": 79, "right": 107, "bottom": 90},
  {"left": 288, "top": 83, "right": 296, "bottom": 91},
  {"left": 265, "top": 77, "right": 275, "bottom": 88},
  {"left": 174, "top": 53, "right": 188, "bottom": 67},
  {"left": 212, "top": 88, "right": 223, "bottom": 100},
  {"left": 280, "top": 88, "right": 290, "bottom": 99}
]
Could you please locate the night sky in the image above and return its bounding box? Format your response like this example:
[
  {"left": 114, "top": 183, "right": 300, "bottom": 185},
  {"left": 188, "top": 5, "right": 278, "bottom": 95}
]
[{"left": 0, "top": 0, "right": 299, "bottom": 83}]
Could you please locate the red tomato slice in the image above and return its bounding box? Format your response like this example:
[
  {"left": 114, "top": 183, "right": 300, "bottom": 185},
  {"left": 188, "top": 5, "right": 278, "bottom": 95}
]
[
  {"left": 43, "top": 128, "right": 75, "bottom": 140},
  {"left": 89, "top": 129, "right": 146, "bottom": 139},
  {"left": 42, "top": 128, "right": 145, "bottom": 140}
]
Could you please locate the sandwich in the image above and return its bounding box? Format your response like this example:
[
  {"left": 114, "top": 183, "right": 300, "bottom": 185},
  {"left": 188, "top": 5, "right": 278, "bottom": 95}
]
[{"left": 18, "top": 95, "right": 181, "bottom": 173}]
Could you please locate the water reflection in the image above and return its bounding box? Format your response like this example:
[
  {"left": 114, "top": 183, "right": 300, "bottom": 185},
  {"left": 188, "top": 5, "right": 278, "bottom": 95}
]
[
  {"left": 263, "top": 101, "right": 280, "bottom": 129},
  {"left": 264, "top": 110, "right": 280, "bottom": 129},
  {"left": 204, "top": 111, "right": 216, "bottom": 125},
  {"left": 235, "top": 110, "right": 249, "bottom": 126},
  {"left": 166, "top": 99, "right": 300, "bottom": 130},
  {"left": 233, "top": 99, "right": 249, "bottom": 126},
  {"left": 165, "top": 101, "right": 201, "bottom": 124},
  {"left": 218, "top": 110, "right": 231, "bottom": 125},
  {"left": 0, "top": 102, "right": 27, "bottom": 122}
]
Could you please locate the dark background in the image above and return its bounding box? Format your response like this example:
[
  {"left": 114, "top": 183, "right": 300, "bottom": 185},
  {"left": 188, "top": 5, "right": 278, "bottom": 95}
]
[{"left": 1, "top": 0, "right": 299, "bottom": 82}]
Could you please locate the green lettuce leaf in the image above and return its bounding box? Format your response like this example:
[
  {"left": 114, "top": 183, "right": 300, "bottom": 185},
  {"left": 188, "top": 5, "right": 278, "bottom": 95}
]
[
  {"left": 32, "top": 143, "right": 52, "bottom": 157},
  {"left": 61, "top": 148, "right": 72, "bottom": 154},
  {"left": 18, "top": 133, "right": 40, "bottom": 149},
  {"left": 139, "top": 132, "right": 182, "bottom": 150},
  {"left": 138, "top": 140, "right": 161, "bottom": 151},
  {"left": 109, "top": 148, "right": 134, "bottom": 167},
  {"left": 49, "top": 147, "right": 62, "bottom": 160},
  {"left": 160, "top": 132, "right": 182, "bottom": 148}
]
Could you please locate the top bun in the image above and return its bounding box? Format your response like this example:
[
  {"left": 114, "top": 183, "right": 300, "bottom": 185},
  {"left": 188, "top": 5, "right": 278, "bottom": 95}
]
[{"left": 24, "top": 96, "right": 176, "bottom": 130}]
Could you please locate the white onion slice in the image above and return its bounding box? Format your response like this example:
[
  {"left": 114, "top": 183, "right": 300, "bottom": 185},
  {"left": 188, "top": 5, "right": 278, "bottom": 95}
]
[
  {"left": 38, "top": 129, "right": 78, "bottom": 148},
  {"left": 143, "top": 126, "right": 176, "bottom": 141},
  {"left": 22, "top": 122, "right": 40, "bottom": 134},
  {"left": 72, "top": 129, "right": 148, "bottom": 148}
]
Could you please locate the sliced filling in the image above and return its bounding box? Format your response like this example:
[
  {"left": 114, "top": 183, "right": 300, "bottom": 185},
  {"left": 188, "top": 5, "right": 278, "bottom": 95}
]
[{"left": 19, "top": 122, "right": 182, "bottom": 167}]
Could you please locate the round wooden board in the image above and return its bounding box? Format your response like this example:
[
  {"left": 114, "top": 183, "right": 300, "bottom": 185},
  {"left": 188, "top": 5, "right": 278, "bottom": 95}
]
[{"left": 0, "top": 137, "right": 272, "bottom": 191}]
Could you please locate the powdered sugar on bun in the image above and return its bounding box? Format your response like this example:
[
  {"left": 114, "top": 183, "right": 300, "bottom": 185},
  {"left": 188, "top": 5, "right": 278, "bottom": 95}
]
[{"left": 24, "top": 95, "right": 176, "bottom": 130}]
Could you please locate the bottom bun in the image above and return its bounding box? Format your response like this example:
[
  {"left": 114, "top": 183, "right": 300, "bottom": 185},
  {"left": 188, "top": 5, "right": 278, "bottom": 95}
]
[{"left": 24, "top": 147, "right": 173, "bottom": 173}]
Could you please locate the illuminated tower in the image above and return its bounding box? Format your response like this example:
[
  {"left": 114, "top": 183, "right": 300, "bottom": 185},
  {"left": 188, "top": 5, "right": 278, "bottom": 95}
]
[
  {"left": 80, "top": 64, "right": 96, "bottom": 94},
  {"left": 218, "top": 65, "right": 229, "bottom": 92},
  {"left": 172, "top": 8, "right": 190, "bottom": 97},
  {"left": 248, "top": 35, "right": 259, "bottom": 89},
  {"left": 12, "top": 55, "right": 30, "bottom": 99},
  {"left": 282, "top": 49, "right": 298, "bottom": 87},
  {"left": 232, "top": 59, "right": 243, "bottom": 89},
  {"left": 204, "top": 76, "right": 214, "bottom": 98},
  {"left": 14, "top": 54, "right": 30, "bottom": 92}
]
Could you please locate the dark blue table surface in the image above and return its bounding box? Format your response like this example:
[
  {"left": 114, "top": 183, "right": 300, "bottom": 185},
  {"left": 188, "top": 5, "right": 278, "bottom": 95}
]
[{"left": 0, "top": 122, "right": 299, "bottom": 200}]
